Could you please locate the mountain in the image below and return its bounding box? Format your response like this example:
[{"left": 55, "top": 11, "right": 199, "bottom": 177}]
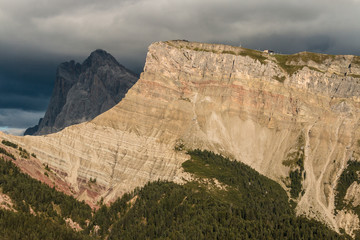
[
  {"left": 24, "top": 49, "right": 138, "bottom": 135},
  {"left": 0, "top": 143, "right": 345, "bottom": 239},
  {"left": 2, "top": 40, "right": 360, "bottom": 236}
]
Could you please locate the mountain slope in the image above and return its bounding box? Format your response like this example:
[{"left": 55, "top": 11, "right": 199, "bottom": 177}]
[
  {"left": 24, "top": 49, "right": 138, "bottom": 135},
  {"left": 2, "top": 40, "right": 360, "bottom": 235},
  {"left": 0, "top": 144, "right": 346, "bottom": 239}
]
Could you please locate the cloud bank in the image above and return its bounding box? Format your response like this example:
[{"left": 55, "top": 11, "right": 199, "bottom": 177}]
[{"left": 1, "top": 0, "right": 360, "bottom": 129}]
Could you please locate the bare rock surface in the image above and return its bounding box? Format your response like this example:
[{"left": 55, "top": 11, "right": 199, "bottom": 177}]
[
  {"left": 24, "top": 49, "right": 138, "bottom": 135},
  {"left": 3, "top": 40, "right": 360, "bottom": 235}
]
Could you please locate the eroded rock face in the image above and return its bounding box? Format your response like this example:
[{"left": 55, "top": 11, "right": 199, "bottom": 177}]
[
  {"left": 3, "top": 40, "right": 360, "bottom": 235},
  {"left": 24, "top": 49, "right": 138, "bottom": 135}
]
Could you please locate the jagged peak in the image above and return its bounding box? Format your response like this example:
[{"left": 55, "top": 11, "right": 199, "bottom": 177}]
[
  {"left": 82, "top": 49, "right": 120, "bottom": 68},
  {"left": 89, "top": 49, "right": 112, "bottom": 59}
]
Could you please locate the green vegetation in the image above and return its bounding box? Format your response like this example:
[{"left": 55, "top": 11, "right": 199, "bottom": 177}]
[
  {"left": 165, "top": 41, "right": 268, "bottom": 65},
  {"left": 31, "top": 153, "right": 37, "bottom": 158},
  {"left": 239, "top": 48, "right": 268, "bottom": 64},
  {"left": 334, "top": 160, "right": 360, "bottom": 239},
  {"left": 0, "top": 209, "right": 91, "bottom": 240},
  {"left": 294, "top": 52, "right": 335, "bottom": 64},
  {"left": 19, "top": 147, "right": 30, "bottom": 159},
  {"left": 308, "top": 66, "right": 324, "bottom": 73},
  {"left": 349, "top": 74, "right": 360, "bottom": 78},
  {"left": 273, "top": 75, "right": 286, "bottom": 83},
  {"left": 179, "top": 96, "right": 191, "bottom": 102},
  {"left": 220, "top": 48, "right": 268, "bottom": 64},
  {"left": 274, "top": 55, "right": 305, "bottom": 75},
  {"left": 44, "top": 164, "right": 51, "bottom": 171},
  {"left": 283, "top": 134, "right": 305, "bottom": 199},
  {"left": 0, "top": 148, "right": 349, "bottom": 239},
  {"left": 352, "top": 56, "right": 360, "bottom": 66},
  {"left": 335, "top": 160, "right": 360, "bottom": 213},
  {"left": 274, "top": 52, "right": 331, "bottom": 75},
  {"left": 189, "top": 46, "right": 268, "bottom": 64},
  {"left": 1, "top": 140, "right": 18, "bottom": 149},
  {"left": 174, "top": 139, "right": 185, "bottom": 152},
  {"left": 0, "top": 157, "right": 92, "bottom": 227},
  {"left": 289, "top": 169, "right": 303, "bottom": 198},
  {"left": 89, "top": 177, "right": 97, "bottom": 184},
  {"left": 222, "top": 50, "right": 236, "bottom": 55},
  {"left": 85, "top": 150, "right": 345, "bottom": 239},
  {"left": 174, "top": 143, "right": 185, "bottom": 151},
  {"left": 192, "top": 47, "right": 217, "bottom": 53},
  {"left": 0, "top": 147, "right": 15, "bottom": 160}
]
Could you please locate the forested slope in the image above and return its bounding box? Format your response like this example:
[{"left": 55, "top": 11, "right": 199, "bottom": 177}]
[{"left": 0, "top": 144, "right": 349, "bottom": 239}]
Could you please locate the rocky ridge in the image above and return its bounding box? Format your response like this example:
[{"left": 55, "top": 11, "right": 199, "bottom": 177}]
[
  {"left": 2, "top": 40, "right": 360, "bottom": 236},
  {"left": 24, "top": 49, "right": 138, "bottom": 135}
]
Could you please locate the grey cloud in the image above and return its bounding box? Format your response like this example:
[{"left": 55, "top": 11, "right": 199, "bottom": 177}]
[
  {"left": 0, "top": 108, "right": 44, "bottom": 128},
  {"left": 0, "top": 127, "right": 26, "bottom": 136},
  {"left": 1, "top": 0, "right": 360, "bottom": 129},
  {"left": 1, "top": 0, "right": 359, "bottom": 58}
]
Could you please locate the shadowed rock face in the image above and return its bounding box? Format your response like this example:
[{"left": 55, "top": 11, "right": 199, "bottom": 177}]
[
  {"left": 4, "top": 40, "right": 360, "bottom": 236},
  {"left": 24, "top": 49, "right": 138, "bottom": 135}
]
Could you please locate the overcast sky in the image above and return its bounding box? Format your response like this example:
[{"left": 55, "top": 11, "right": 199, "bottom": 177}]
[{"left": 1, "top": 0, "right": 360, "bottom": 135}]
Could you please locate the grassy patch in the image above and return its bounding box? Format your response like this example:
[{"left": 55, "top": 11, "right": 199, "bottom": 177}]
[
  {"left": 308, "top": 66, "right": 324, "bottom": 73},
  {"left": 192, "top": 47, "right": 217, "bottom": 53},
  {"left": 239, "top": 48, "right": 268, "bottom": 64},
  {"left": 296, "top": 52, "right": 335, "bottom": 64},
  {"left": 165, "top": 41, "right": 268, "bottom": 65},
  {"left": 222, "top": 50, "right": 237, "bottom": 55},
  {"left": 274, "top": 52, "right": 333, "bottom": 75},
  {"left": 349, "top": 74, "right": 360, "bottom": 78},
  {"left": 351, "top": 56, "right": 360, "bottom": 66},
  {"left": 274, "top": 55, "right": 304, "bottom": 75}
]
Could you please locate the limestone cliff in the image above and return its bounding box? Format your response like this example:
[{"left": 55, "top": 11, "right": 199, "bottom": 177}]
[
  {"left": 3, "top": 40, "right": 360, "bottom": 236},
  {"left": 24, "top": 49, "right": 138, "bottom": 135}
]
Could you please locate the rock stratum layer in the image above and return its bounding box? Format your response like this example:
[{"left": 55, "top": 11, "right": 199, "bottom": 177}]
[
  {"left": 24, "top": 49, "right": 138, "bottom": 135},
  {"left": 2, "top": 40, "right": 360, "bottom": 235}
]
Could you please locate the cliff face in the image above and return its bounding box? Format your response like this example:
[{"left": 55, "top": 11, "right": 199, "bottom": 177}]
[
  {"left": 3, "top": 40, "right": 360, "bottom": 235},
  {"left": 24, "top": 49, "right": 138, "bottom": 135}
]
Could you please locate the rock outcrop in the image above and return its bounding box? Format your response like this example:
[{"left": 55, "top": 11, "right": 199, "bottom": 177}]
[
  {"left": 3, "top": 40, "right": 360, "bottom": 235},
  {"left": 24, "top": 49, "right": 138, "bottom": 135}
]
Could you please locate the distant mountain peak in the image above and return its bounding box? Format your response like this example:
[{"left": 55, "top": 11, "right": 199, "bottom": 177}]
[
  {"left": 82, "top": 49, "right": 120, "bottom": 68},
  {"left": 24, "top": 50, "right": 138, "bottom": 135}
]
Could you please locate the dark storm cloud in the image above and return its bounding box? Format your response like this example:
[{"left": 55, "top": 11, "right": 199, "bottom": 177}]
[
  {"left": 0, "top": 52, "right": 58, "bottom": 110},
  {"left": 1, "top": 0, "right": 360, "bottom": 63},
  {"left": 1, "top": 0, "right": 360, "bottom": 131},
  {"left": 0, "top": 109, "right": 44, "bottom": 128}
]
